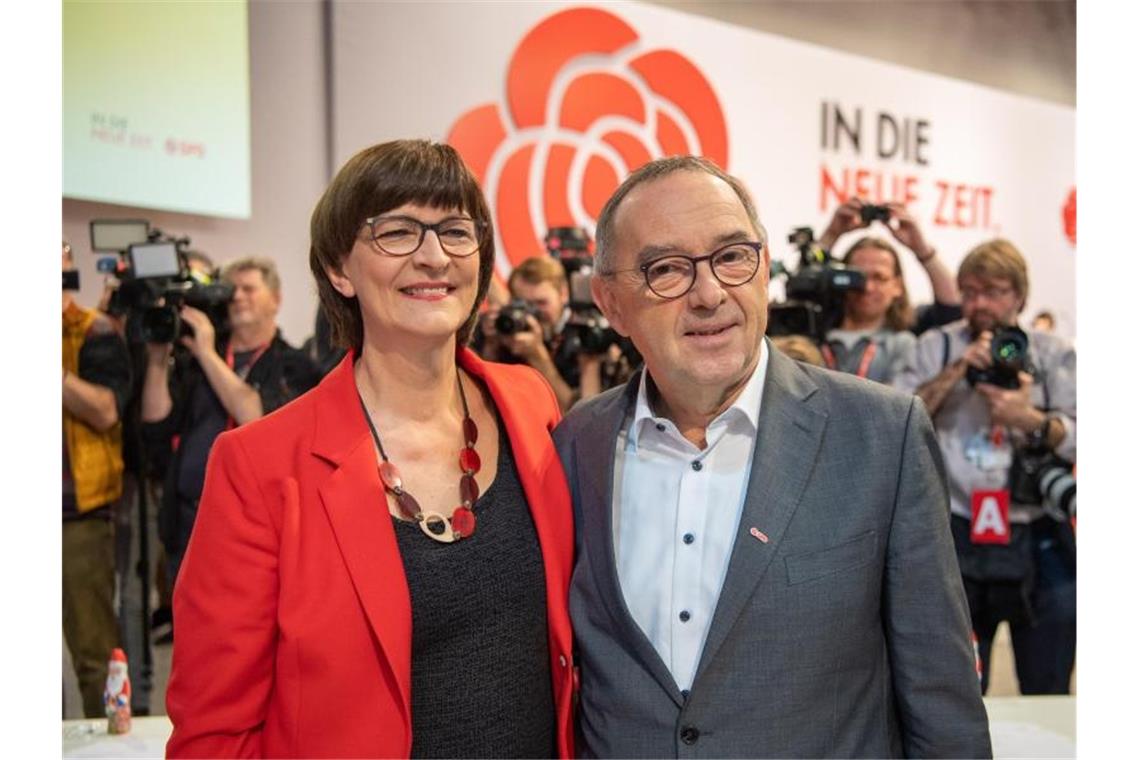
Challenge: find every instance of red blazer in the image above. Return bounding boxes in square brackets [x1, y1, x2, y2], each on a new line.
[166, 349, 576, 758]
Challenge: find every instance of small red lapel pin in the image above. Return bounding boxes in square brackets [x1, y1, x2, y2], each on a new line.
[750, 527, 769, 543]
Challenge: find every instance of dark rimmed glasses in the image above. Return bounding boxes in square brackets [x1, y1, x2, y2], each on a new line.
[631, 241, 764, 299]
[361, 214, 486, 257]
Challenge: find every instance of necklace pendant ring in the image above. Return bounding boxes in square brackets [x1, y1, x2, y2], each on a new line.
[418, 511, 458, 543]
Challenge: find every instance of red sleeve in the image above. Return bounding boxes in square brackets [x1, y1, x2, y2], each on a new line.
[166, 431, 279, 758]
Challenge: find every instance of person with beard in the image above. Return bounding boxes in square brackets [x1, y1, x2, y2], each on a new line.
[894, 239, 1076, 695]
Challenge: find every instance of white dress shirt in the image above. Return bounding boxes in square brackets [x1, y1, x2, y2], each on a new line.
[613, 342, 768, 691]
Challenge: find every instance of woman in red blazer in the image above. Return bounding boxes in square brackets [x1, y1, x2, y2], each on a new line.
[166, 140, 575, 758]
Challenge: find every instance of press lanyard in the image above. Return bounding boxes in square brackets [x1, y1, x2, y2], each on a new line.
[821, 341, 878, 379]
[224, 341, 270, 429]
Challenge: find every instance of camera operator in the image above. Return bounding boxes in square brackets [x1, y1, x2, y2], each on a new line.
[480, 256, 582, 411]
[893, 239, 1076, 695]
[141, 257, 320, 590]
[62, 240, 131, 717]
[821, 197, 962, 336]
[817, 234, 916, 383]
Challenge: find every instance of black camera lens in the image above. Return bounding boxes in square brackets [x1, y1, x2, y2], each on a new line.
[495, 300, 536, 335]
[141, 305, 179, 343]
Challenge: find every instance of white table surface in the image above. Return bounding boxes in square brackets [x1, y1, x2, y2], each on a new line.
[63, 696, 1076, 758]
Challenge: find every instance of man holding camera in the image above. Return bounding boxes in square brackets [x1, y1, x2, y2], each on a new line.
[823, 197, 963, 330]
[894, 239, 1076, 694]
[141, 257, 319, 589]
[479, 256, 581, 410]
[63, 240, 131, 717]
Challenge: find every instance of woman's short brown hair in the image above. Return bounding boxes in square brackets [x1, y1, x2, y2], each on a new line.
[309, 140, 495, 352]
[841, 236, 914, 332]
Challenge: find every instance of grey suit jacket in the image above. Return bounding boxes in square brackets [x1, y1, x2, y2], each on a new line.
[553, 345, 991, 758]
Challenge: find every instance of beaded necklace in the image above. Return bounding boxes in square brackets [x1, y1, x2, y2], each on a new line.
[357, 368, 481, 543]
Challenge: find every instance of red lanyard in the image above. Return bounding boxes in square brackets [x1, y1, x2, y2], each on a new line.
[821, 341, 878, 379]
[224, 341, 270, 429]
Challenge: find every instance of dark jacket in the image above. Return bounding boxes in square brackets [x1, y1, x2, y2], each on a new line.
[143, 331, 320, 558]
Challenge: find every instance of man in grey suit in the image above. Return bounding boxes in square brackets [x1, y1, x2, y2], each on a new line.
[553, 156, 991, 758]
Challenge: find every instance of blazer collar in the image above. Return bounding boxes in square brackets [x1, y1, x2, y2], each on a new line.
[310, 350, 369, 466]
[693, 344, 828, 682]
[312, 346, 574, 737]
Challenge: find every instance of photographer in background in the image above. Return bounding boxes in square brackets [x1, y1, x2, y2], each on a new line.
[141, 257, 319, 591]
[62, 240, 131, 717]
[821, 197, 962, 335]
[894, 239, 1076, 695]
[479, 256, 580, 411]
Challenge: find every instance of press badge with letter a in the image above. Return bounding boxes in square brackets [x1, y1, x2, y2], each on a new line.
[970, 489, 1011, 545]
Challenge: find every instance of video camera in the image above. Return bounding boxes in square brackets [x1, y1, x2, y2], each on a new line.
[966, 325, 1030, 390]
[89, 219, 233, 344]
[494, 299, 541, 336]
[1010, 445, 1076, 521]
[546, 227, 622, 355]
[767, 226, 866, 341]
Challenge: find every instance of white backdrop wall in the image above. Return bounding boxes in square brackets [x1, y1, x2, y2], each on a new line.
[333, 0, 1075, 337]
[62, 0, 328, 346]
[62, 1, 1077, 344]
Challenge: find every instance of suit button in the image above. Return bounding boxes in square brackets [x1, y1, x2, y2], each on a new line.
[680, 725, 700, 744]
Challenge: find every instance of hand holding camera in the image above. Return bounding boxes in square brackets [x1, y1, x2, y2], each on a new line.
[962, 330, 993, 371]
[975, 371, 1037, 431]
[820, 198, 872, 248]
[178, 306, 216, 360]
[501, 313, 550, 364]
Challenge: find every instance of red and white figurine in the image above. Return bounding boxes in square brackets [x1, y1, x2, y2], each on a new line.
[103, 648, 132, 734]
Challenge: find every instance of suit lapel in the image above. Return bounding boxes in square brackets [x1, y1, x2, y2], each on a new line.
[694, 347, 828, 681]
[459, 350, 574, 660]
[311, 354, 413, 730]
[579, 371, 686, 705]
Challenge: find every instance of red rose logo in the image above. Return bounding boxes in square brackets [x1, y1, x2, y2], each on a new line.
[1062, 187, 1076, 246]
[447, 6, 728, 276]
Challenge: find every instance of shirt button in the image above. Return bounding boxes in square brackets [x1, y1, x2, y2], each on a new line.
[691, 460, 703, 471]
[679, 610, 691, 622]
[680, 725, 700, 744]
[655, 422, 666, 432]
[683, 533, 694, 544]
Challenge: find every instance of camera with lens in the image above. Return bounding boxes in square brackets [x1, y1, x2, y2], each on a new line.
[767, 226, 867, 342]
[546, 226, 623, 357]
[494, 299, 541, 336]
[89, 219, 233, 344]
[966, 325, 1030, 389]
[860, 204, 892, 225]
[1009, 445, 1076, 521]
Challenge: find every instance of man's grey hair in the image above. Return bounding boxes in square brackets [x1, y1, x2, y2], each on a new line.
[221, 256, 282, 293]
[592, 155, 767, 275]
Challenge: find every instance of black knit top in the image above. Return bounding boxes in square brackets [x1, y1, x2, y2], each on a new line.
[392, 421, 555, 758]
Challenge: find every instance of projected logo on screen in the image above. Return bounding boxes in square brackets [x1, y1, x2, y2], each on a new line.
[446, 6, 728, 276]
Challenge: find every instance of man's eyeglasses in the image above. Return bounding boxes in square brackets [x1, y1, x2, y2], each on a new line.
[960, 285, 1015, 302]
[623, 241, 763, 299]
[361, 215, 486, 258]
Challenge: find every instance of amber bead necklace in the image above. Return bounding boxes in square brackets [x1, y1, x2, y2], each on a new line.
[357, 367, 481, 543]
